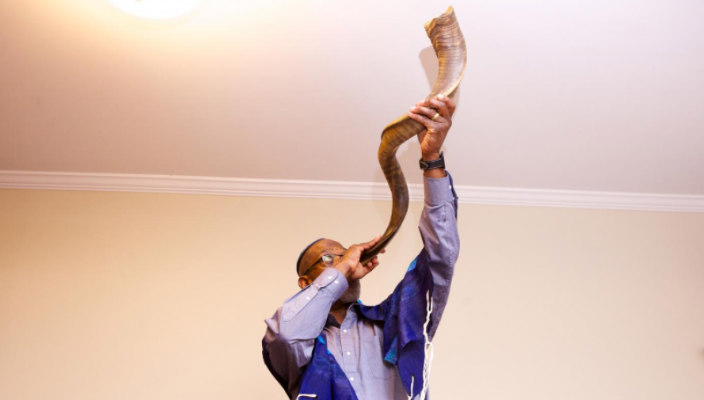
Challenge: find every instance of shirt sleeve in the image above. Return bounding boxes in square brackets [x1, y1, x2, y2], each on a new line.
[263, 267, 348, 394]
[418, 172, 460, 338]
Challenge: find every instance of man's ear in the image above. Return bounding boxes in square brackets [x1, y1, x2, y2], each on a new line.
[298, 276, 312, 289]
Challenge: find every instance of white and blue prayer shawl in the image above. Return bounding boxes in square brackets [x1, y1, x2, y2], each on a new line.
[263, 248, 438, 400]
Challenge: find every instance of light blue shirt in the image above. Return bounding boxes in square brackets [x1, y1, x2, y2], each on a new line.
[264, 174, 459, 399]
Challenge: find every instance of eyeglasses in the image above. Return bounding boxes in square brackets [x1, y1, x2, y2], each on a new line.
[300, 253, 345, 277]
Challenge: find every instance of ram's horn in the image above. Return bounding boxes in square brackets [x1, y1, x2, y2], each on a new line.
[360, 7, 467, 264]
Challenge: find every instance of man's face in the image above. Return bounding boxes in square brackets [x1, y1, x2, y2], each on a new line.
[297, 239, 361, 303]
[297, 239, 346, 280]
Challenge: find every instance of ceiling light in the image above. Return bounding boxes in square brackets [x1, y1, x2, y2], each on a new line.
[108, 0, 203, 20]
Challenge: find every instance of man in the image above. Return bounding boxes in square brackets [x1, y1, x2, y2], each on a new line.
[263, 94, 459, 400]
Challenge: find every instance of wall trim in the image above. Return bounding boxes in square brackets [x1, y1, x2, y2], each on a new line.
[1, 170, 703, 212]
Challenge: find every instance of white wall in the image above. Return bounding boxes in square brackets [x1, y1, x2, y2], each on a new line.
[1, 189, 703, 399]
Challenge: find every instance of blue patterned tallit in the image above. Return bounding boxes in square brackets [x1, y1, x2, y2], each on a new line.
[263, 249, 436, 399]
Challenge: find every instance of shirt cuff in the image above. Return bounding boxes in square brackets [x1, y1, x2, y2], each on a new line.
[312, 268, 349, 299]
[423, 172, 455, 206]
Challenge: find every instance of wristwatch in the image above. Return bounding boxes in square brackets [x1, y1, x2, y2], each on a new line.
[419, 152, 445, 170]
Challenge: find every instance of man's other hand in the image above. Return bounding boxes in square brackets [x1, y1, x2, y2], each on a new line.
[408, 94, 456, 161]
[335, 236, 385, 281]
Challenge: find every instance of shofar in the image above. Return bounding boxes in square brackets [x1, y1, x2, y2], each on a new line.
[360, 7, 467, 264]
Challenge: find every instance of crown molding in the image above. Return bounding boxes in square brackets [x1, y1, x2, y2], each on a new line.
[1, 170, 703, 212]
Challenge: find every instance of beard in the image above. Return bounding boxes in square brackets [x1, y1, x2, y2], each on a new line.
[338, 279, 361, 304]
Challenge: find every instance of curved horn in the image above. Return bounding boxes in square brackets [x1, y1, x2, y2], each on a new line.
[360, 7, 467, 264]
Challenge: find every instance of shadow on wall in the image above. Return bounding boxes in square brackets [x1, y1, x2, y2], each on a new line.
[419, 45, 463, 105]
[420, 46, 439, 90]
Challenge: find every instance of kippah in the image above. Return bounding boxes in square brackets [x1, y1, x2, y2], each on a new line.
[296, 238, 323, 275]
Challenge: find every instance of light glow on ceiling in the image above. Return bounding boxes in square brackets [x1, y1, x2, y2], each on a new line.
[108, 0, 203, 20]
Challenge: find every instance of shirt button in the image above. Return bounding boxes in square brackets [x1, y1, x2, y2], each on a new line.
[334, 280, 339, 284]
[346, 351, 351, 356]
[342, 329, 348, 333]
[305, 296, 310, 300]
[328, 276, 333, 280]
[349, 377, 355, 382]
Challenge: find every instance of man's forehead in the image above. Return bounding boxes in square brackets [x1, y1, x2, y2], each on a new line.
[310, 239, 345, 255]
[297, 238, 345, 276]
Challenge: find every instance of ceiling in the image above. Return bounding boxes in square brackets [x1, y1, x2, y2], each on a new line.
[1, 0, 703, 195]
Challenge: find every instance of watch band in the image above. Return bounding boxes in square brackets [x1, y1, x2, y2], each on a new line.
[419, 152, 445, 170]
